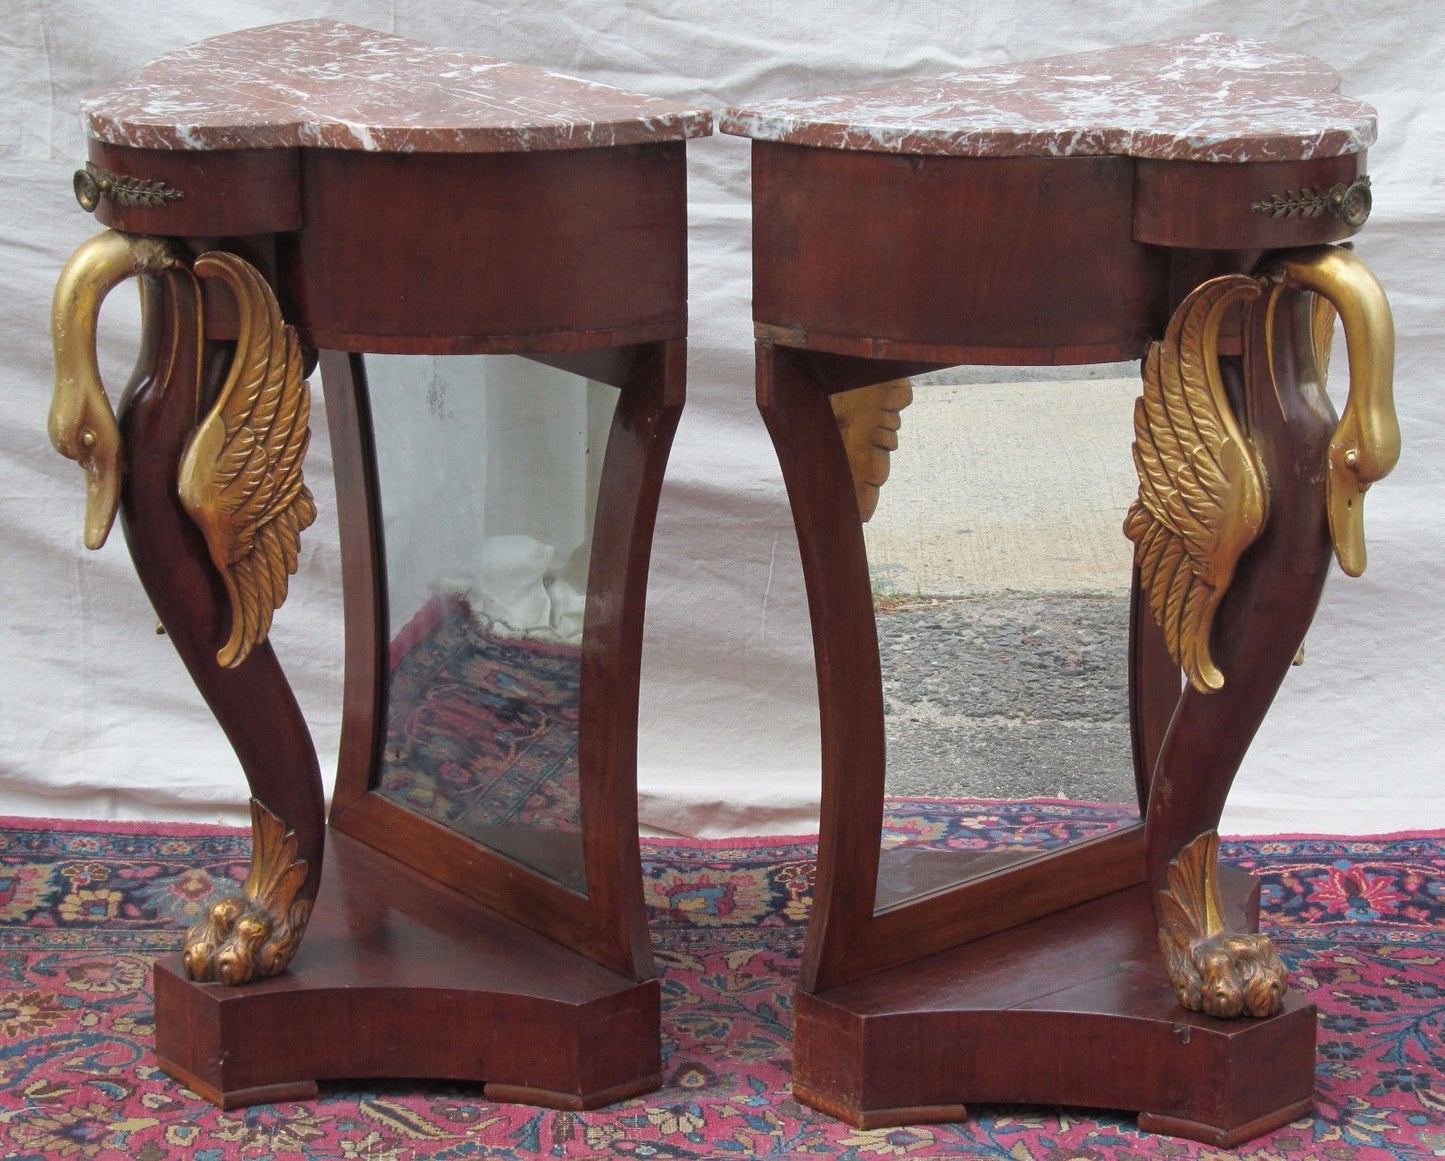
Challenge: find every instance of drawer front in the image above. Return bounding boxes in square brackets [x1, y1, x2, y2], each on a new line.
[287, 143, 688, 353]
[82, 141, 301, 236]
[1134, 154, 1370, 250]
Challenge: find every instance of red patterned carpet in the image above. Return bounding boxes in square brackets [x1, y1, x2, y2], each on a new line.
[1, 803, 1442, 1159]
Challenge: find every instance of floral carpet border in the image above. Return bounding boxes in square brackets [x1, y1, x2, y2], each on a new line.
[0, 807, 1442, 1159]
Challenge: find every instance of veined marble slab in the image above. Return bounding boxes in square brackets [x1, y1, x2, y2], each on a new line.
[83, 20, 712, 153]
[722, 35, 1374, 161]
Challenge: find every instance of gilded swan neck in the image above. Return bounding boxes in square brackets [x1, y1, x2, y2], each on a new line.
[49, 230, 185, 548]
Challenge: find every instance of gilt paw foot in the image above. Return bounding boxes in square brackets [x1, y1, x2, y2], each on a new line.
[181, 798, 313, 986]
[183, 894, 312, 985]
[1161, 929, 1287, 1018]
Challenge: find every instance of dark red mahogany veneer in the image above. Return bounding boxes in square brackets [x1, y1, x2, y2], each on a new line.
[56, 20, 710, 1109]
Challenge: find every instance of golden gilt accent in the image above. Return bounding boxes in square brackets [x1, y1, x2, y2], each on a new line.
[49, 230, 187, 549]
[73, 162, 185, 213]
[1158, 832, 1287, 1018]
[1124, 276, 1267, 694]
[1311, 293, 1337, 387]
[183, 798, 312, 985]
[1249, 176, 1372, 228]
[178, 251, 316, 668]
[1265, 246, 1399, 578]
[830, 378, 913, 521]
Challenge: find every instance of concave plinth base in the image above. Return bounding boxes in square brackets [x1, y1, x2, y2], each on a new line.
[793, 871, 1315, 1148]
[154, 828, 659, 1110]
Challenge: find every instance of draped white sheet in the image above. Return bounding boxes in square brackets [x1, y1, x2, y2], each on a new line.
[2, 0, 1441, 835]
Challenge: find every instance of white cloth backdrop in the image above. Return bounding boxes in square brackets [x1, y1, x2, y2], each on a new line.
[2, 0, 1441, 834]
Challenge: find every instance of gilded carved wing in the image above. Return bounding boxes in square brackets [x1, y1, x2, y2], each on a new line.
[178, 251, 316, 669]
[1123, 275, 1266, 693]
[830, 378, 914, 521]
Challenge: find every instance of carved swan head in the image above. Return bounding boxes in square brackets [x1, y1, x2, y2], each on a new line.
[1267, 245, 1400, 577]
[49, 230, 183, 548]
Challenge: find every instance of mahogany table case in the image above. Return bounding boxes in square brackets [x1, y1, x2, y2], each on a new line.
[47, 21, 710, 1109]
[723, 35, 1398, 1147]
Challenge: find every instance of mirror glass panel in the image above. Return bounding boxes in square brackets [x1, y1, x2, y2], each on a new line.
[365, 353, 618, 894]
[844, 370, 1145, 912]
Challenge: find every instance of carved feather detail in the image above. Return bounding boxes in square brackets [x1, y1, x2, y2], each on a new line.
[241, 796, 310, 921]
[1124, 276, 1266, 693]
[1159, 831, 1225, 948]
[178, 251, 315, 669]
[830, 378, 914, 522]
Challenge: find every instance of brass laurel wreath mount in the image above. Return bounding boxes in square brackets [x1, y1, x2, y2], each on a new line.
[73, 162, 185, 213]
[49, 230, 316, 984]
[1250, 175, 1372, 228]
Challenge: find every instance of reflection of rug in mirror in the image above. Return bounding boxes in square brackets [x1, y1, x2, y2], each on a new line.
[876, 799, 1141, 909]
[881, 797, 1136, 850]
[381, 594, 581, 833]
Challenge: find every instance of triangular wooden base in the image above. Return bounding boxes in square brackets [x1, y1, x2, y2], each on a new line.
[793, 872, 1315, 1147]
[154, 828, 660, 1109]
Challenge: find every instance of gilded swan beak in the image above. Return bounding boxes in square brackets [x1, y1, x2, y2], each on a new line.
[1269, 245, 1400, 577]
[49, 230, 183, 548]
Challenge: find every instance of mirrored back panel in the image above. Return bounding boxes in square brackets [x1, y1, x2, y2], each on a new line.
[365, 353, 620, 894]
[838, 372, 1144, 912]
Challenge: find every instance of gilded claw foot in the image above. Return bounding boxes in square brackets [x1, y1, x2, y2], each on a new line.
[183, 893, 312, 985]
[1159, 928, 1287, 1018]
[1157, 832, 1287, 1019]
[183, 799, 312, 985]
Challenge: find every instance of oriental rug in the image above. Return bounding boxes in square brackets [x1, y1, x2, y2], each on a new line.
[1, 804, 1442, 1160]
[380, 594, 582, 835]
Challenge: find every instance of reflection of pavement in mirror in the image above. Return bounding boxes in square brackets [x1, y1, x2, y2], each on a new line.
[877, 593, 1132, 801]
[378, 594, 586, 890]
[867, 372, 1140, 805]
[864, 375, 1140, 595]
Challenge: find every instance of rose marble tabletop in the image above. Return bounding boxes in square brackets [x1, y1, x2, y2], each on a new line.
[721, 35, 1374, 162]
[83, 20, 712, 153]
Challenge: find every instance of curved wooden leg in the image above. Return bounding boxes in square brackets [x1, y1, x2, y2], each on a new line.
[1137, 275, 1336, 1018]
[1128, 565, 1181, 812]
[756, 342, 889, 993]
[115, 267, 325, 984]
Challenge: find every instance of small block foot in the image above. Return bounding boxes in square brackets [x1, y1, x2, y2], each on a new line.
[484, 1073, 661, 1111]
[158, 1054, 318, 1110]
[793, 1083, 966, 1129]
[1138, 1096, 1314, 1147]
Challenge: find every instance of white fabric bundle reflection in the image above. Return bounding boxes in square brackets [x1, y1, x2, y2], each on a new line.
[366, 353, 616, 646]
